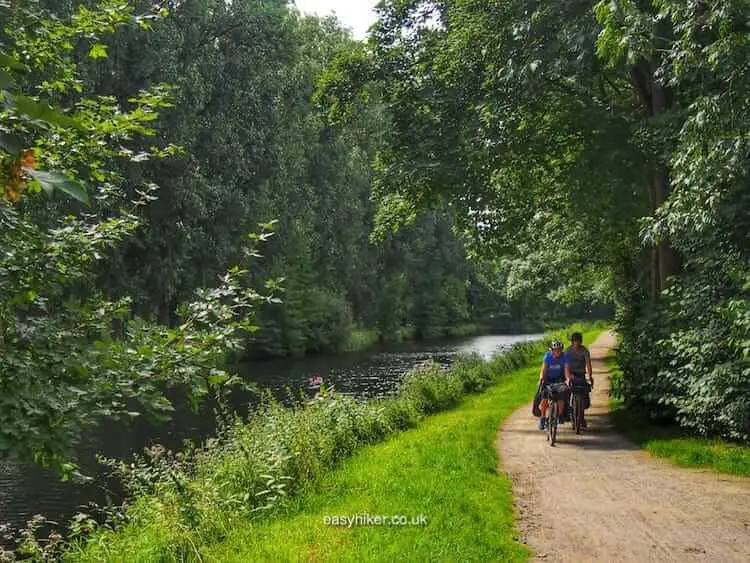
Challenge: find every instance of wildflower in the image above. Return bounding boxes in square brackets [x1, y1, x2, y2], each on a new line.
[3, 150, 35, 203]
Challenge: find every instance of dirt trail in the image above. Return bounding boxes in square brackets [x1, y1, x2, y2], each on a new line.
[497, 331, 750, 562]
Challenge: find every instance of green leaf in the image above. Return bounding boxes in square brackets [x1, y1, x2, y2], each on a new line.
[88, 43, 108, 59]
[60, 462, 79, 482]
[0, 52, 26, 71]
[0, 132, 23, 153]
[207, 373, 230, 386]
[24, 168, 90, 205]
[13, 95, 82, 129]
[0, 68, 15, 90]
[9, 290, 37, 305]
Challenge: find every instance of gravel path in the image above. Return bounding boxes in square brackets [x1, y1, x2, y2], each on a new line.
[497, 331, 750, 562]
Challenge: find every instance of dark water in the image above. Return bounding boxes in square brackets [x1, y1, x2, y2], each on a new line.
[0, 333, 540, 531]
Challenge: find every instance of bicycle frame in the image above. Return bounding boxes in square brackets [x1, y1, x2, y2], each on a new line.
[547, 398, 558, 446]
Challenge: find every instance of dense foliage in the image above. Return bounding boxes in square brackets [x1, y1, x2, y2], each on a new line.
[0, 0, 603, 472]
[319, 0, 750, 440]
[0, 2, 280, 470]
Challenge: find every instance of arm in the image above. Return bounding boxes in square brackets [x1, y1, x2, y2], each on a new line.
[586, 348, 594, 385]
[562, 350, 572, 384]
[539, 360, 546, 385]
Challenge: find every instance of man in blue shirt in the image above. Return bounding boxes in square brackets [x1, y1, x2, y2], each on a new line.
[537, 340, 571, 430]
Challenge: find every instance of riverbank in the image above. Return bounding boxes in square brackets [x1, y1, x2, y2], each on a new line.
[64, 324, 599, 561]
[607, 355, 750, 477]
[204, 328, 602, 561]
[0, 332, 542, 540]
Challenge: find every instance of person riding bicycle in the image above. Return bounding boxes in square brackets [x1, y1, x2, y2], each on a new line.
[564, 332, 594, 428]
[537, 340, 571, 430]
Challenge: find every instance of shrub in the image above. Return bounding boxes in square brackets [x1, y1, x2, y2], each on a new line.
[615, 266, 750, 440]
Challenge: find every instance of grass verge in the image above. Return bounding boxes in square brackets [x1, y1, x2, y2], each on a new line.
[443, 323, 484, 338]
[344, 329, 380, 352]
[345, 324, 483, 352]
[607, 355, 750, 478]
[202, 365, 542, 562]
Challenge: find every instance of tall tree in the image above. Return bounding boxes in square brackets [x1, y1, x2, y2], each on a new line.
[319, 0, 750, 438]
[0, 0, 274, 470]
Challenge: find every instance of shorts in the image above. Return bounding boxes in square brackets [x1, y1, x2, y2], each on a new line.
[570, 372, 589, 388]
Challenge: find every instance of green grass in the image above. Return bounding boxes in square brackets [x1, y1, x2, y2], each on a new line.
[397, 325, 416, 342]
[344, 324, 482, 352]
[202, 365, 540, 563]
[607, 356, 750, 478]
[344, 328, 380, 352]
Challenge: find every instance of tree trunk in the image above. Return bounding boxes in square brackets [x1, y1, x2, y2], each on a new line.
[653, 166, 681, 290]
[158, 300, 172, 326]
[631, 58, 682, 300]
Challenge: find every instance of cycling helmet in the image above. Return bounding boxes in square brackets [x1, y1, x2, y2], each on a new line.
[549, 340, 563, 351]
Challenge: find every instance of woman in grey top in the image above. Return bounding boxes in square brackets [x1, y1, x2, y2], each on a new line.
[565, 332, 594, 427]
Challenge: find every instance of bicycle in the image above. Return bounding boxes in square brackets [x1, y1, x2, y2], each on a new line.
[570, 376, 592, 435]
[543, 381, 574, 445]
[571, 386, 585, 434]
[543, 383, 567, 446]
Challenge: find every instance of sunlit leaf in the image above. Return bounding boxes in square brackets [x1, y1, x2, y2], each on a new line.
[130, 152, 150, 162]
[88, 43, 108, 59]
[13, 95, 82, 129]
[207, 373, 230, 386]
[24, 168, 89, 204]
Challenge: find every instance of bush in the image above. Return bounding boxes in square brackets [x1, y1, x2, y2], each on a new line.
[252, 282, 354, 357]
[398, 362, 463, 414]
[615, 265, 750, 441]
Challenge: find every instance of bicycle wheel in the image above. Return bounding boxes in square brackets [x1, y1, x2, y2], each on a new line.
[573, 393, 583, 434]
[548, 400, 557, 446]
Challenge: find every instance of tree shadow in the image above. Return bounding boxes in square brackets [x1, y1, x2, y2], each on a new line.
[608, 404, 685, 446]
[546, 412, 642, 451]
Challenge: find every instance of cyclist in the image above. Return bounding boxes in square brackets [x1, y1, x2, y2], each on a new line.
[565, 332, 593, 428]
[537, 340, 571, 430]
